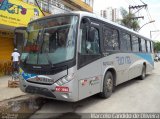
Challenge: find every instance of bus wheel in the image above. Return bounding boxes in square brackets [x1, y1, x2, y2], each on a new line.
[140, 65, 146, 80]
[100, 71, 113, 98]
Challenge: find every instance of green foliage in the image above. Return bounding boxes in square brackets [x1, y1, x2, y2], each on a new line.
[154, 41, 160, 52]
[120, 7, 140, 31]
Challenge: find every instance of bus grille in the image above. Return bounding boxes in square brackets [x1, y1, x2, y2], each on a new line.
[25, 86, 56, 98]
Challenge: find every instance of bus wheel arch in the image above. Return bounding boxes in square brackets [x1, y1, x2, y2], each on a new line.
[140, 62, 146, 80]
[143, 62, 146, 69]
[99, 68, 116, 98]
[107, 68, 116, 88]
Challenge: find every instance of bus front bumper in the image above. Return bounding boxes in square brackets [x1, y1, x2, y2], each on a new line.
[19, 78, 78, 102]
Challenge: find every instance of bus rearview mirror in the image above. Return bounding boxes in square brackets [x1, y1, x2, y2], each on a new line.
[80, 18, 91, 29]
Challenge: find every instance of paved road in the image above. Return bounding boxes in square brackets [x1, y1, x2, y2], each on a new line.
[30, 62, 160, 118]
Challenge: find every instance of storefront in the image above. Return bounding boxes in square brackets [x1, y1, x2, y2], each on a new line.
[0, 0, 93, 75]
[0, 0, 43, 75]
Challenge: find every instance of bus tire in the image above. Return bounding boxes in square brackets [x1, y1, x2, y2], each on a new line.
[99, 71, 113, 98]
[140, 65, 146, 80]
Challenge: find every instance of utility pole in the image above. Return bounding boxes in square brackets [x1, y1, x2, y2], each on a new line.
[150, 30, 160, 39]
[129, 4, 147, 20]
[129, 4, 147, 12]
[130, 16, 144, 20]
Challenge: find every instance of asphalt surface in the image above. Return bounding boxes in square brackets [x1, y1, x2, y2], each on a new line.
[30, 62, 160, 118]
[1, 62, 160, 119]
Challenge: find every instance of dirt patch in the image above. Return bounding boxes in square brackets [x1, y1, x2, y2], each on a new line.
[0, 96, 47, 119]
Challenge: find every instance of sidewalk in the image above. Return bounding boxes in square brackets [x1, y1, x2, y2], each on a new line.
[0, 76, 26, 101]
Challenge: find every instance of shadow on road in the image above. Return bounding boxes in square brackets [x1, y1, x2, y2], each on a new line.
[30, 74, 153, 119]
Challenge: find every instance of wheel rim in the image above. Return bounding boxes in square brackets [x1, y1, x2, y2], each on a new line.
[106, 78, 113, 92]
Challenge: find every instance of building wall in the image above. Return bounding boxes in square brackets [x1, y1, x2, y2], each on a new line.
[0, 30, 14, 60]
[0, 0, 43, 75]
[0, 0, 94, 75]
[100, 7, 120, 22]
[24, 0, 94, 15]
[61, 0, 93, 12]
[0, 30, 14, 76]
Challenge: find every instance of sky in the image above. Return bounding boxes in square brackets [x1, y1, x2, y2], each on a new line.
[93, 0, 160, 41]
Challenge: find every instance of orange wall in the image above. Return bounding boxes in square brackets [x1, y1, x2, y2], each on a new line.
[72, 0, 93, 12]
[0, 37, 14, 61]
[0, 35, 14, 76]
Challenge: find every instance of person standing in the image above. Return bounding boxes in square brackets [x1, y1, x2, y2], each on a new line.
[11, 48, 20, 73]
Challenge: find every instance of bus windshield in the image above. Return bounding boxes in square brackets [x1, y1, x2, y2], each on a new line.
[21, 15, 78, 65]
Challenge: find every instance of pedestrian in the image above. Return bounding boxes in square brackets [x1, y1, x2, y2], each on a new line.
[11, 48, 20, 73]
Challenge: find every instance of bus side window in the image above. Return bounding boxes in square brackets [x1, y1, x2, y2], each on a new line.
[121, 32, 131, 51]
[78, 19, 101, 68]
[103, 27, 119, 51]
[141, 38, 147, 52]
[81, 26, 100, 55]
[132, 35, 139, 52]
[150, 41, 154, 53]
[81, 25, 87, 54]
[147, 40, 151, 53]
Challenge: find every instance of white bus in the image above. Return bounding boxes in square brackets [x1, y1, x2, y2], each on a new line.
[19, 11, 154, 102]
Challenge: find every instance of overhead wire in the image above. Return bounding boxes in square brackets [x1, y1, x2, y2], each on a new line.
[146, 7, 157, 30]
[35, 0, 45, 16]
[125, 0, 133, 5]
[131, 0, 137, 5]
[127, 0, 138, 14]
[139, 0, 146, 5]
[125, 0, 133, 12]
[126, 0, 160, 40]
[133, 6, 143, 14]
[129, 0, 144, 21]
[139, 0, 157, 29]
[139, 0, 159, 40]
[126, 0, 135, 5]
[146, 7, 152, 21]
[137, 0, 152, 21]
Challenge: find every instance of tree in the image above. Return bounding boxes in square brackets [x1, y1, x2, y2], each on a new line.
[120, 7, 140, 31]
[154, 41, 160, 52]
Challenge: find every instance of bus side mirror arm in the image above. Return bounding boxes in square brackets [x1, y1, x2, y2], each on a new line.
[80, 18, 91, 29]
[80, 18, 91, 42]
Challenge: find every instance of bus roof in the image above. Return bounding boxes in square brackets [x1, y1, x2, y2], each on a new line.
[30, 11, 152, 41]
[73, 11, 152, 41]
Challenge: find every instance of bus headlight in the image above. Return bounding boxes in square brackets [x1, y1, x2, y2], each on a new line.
[55, 73, 74, 86]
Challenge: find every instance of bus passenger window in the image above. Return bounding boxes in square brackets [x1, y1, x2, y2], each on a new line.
[132, 36, 139, 52]
[147, 40, 151, 52]
[150, 41, 154, 53]
[121, 32, 131, 51]
[81, 27, 100, 55]
[103, 27, 119, 51]
[81, 26, 87, 54]
[141, 38, 146, 52]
